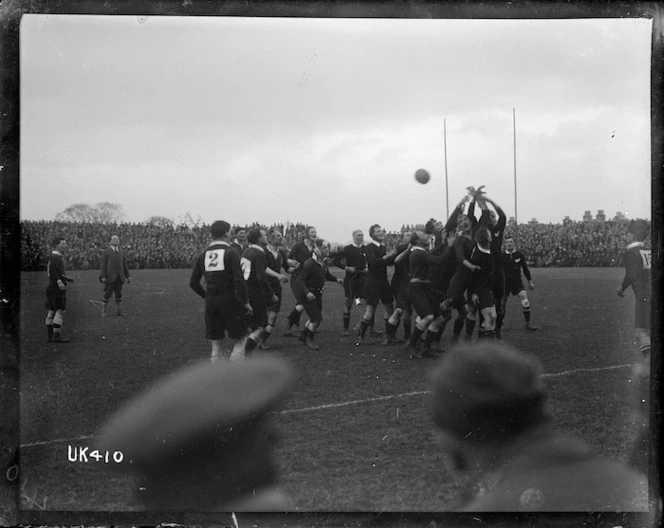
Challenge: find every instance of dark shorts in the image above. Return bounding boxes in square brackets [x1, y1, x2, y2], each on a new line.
[635, 293, 650, 330]
[366, 276, 394, 306]
[445, 270, 471, 308]
[248, 288, 269, 328]
[473, 286, 495, 311]
[267, 282, 282, 312]
[506, 278, 526, 297]
[45, 284, 66, 311]
[343, 272, 367, 300]
[302, 293, 324, 325]
[491, 269, 505, 301]
[205, 294, 246, 340]
[409, 282, 442, 319]
[394, 279, 411, 311]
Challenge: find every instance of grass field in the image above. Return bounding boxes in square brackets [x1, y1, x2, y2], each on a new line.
[18, 267, 646, 515]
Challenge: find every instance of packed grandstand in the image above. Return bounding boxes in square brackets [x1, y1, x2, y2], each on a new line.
[20, 217, 648, 272]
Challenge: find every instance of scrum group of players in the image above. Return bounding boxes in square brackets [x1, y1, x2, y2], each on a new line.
[189, 186, 538, 362]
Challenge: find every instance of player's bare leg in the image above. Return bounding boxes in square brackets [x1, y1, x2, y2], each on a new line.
[210, 338, 224, 362]
[518, 290, 538, 330]
[356, 304, 376, 345]
[52, 309, 70, 343]
[478, 306, 497, 341]
[635, 328, 650, 357]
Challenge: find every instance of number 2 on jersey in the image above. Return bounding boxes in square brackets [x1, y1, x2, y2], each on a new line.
[205, 249, 226, 271]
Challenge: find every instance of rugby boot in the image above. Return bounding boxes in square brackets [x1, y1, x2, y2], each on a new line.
[52, 334, 70, 344]
[526, 322, 539, 331]
[305, 334, 320, 350]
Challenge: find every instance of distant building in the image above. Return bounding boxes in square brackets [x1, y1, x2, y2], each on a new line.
[583, 210, 593, 222]
[563, 216, 572, 224]
[508, 217, 516, 227]
[614, 211, 628, 222]
[596, 210, 606, 222]
[528, 218, 538, 225]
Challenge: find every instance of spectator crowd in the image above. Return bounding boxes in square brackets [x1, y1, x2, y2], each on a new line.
[21, 217, 647, 271]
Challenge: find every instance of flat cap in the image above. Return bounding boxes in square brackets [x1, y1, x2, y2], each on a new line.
[95, 356, 294, 509]
[431, 343, 548, 445]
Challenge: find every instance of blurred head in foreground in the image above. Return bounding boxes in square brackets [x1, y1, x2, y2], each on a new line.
[430, 343, 648, 511]
[95, 356, 295, 511]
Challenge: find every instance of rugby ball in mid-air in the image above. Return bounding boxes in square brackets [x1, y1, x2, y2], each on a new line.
[415, 169, 430, 184]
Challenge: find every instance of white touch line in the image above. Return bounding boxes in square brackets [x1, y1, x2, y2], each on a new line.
[18, 363, 633, 448]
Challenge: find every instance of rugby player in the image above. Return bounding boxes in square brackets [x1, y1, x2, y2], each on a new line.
[284, 226, 317, 336]
[295, 239, 344, 350]
[475, 196, 507, 339]
[241, 228, 279, 358]
[404, 231, 448, 359]
[467, 226, 496, 341]
[189, 220, 252, 362]
[259, 228, 294, 349]
[502, 235, 539, 332]
[383, 231, 414, 345]
[44, 236, 75, 343]
[230, 227, 248, 254]
[330, 229, 368, 336]
[356, 224, 398, 344]
[617, 219, 651, 357]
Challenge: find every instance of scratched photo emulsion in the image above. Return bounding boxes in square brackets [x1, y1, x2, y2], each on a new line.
[17, 11, 655, 518]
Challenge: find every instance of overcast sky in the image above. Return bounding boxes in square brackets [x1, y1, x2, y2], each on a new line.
[20, 14, 652, 244]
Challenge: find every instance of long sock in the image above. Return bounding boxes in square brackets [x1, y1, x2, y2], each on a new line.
[424, 329, 440, 349]
[523, 307, 531, 323]
[496, 309, 505, 332]
[245, 337, 258, 354]
[359, 318, 370, 338]
[465, 319, 476, 339]
[453, 318, 465, 339]
[385, 321, 397, 337]
[262, 325, 274, 343]
[409, 326, 424, 346]
[402, 317, 412, 340]
[343, 311, 351, 330]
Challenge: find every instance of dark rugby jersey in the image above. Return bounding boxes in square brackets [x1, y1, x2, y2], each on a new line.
[479, 205, 507, 269]
[392, 243, 411, 287]
[331, 244, 367, 272]
[469, 245, 494, 292]
[189, 241, 248, 304]
[365, 242, 394, 281]
[410, 246, 450, 282]
[46, 251, 69, 286]
[242, 245, 275, 299]
[298, 257, 338, 296]
[621, 241, 651, 298]
[265, 246, 290, 289]
[503, 250, 532, 282]
[453, 236, 477, 273]
[288, 241, 314, 279]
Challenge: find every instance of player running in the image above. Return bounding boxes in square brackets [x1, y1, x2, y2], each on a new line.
[189, 221, 252, 362]
[383, 231, 414, 345]
[45, 236, 75, 343]
[295, 239, 344, 350]
[502, 235, 539, 332]
[617, 219, 651, 357]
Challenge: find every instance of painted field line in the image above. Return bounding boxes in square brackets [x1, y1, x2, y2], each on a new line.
[18, 363, 633, 448]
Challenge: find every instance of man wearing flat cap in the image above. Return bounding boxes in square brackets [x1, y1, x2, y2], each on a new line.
[95, 356, 294, 511]
[430, 343, 648, 511]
